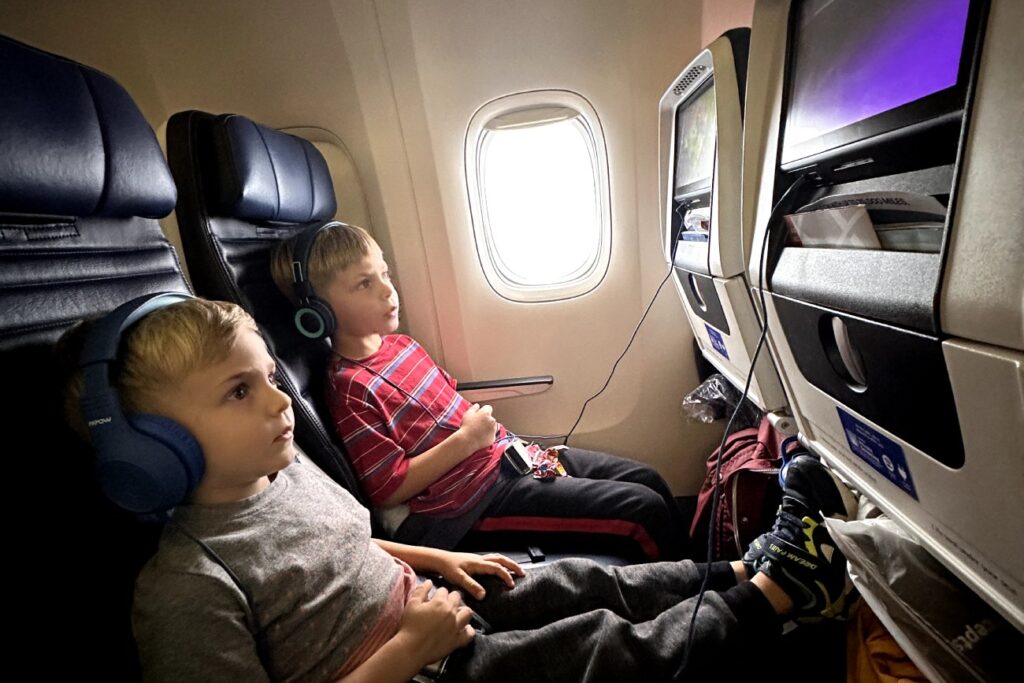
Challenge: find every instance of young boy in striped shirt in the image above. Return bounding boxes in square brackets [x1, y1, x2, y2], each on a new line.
[271, 222, 686, 559]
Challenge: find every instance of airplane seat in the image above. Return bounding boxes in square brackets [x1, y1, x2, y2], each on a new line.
[0, 35, 188, 678]
[164, 110, 372, 510]
[744, 0, 1023, 635]
[659, 28, 791, 416]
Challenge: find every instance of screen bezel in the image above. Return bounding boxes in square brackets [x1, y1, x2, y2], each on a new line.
[779, 0, 987, 171]
[673, 75, 718, 200]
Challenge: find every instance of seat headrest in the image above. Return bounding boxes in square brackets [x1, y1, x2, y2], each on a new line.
[212, 115, 337, 223]
[0, 36, 177, 219]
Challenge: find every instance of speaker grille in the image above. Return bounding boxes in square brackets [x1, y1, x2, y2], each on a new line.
[672, 65, 708, 96]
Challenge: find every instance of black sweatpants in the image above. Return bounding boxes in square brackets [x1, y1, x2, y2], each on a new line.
[395, 448, 686, 560]
[471, 448, 687, 560]
[444, 558, 781, 682]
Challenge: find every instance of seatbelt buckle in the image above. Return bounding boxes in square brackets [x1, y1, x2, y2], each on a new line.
[503, 439, 534, 475]
[412, 656, 450, 682]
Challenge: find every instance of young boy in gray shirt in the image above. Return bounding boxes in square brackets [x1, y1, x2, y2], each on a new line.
[62, 294, 857, 682]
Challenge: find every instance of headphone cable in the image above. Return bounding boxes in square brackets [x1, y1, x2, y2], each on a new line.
[678, 172, 811, 672]
[561, 264, 675, 446]
[558, 204, 690, 446]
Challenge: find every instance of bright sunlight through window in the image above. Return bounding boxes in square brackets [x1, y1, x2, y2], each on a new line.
[467, 93, 610, 301]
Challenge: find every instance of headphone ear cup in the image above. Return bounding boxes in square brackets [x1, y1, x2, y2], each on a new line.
[312, 297, 337, 336]
[294, 297, 336, 339]
[94, 414, 204, 514]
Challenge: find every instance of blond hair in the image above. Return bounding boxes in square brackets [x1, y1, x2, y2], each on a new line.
[270, 223, 378, 306]
[59, 298, 257, 442]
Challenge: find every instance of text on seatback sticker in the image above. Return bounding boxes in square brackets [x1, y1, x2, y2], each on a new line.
[705, 323, 729, 360]
[837, 407, 918, 500]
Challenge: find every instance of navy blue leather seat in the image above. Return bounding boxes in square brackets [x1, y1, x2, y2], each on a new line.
[0, 35, 189, 679]
[166, 110, 369, 507]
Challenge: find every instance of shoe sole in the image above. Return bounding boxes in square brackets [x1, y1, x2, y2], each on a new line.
[817, 461, 860, 522]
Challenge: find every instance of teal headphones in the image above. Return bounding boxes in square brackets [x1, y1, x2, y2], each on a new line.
[291, 221, 345, 339]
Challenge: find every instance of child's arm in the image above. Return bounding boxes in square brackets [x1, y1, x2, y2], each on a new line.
[333, 581, 473, 683]
[374, 540, 524, 600]
[378, 403, 497, 507]
[336, 387, 498, 507]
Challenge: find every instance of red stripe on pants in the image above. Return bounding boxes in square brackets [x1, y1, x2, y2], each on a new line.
[471, 515, 661, 560]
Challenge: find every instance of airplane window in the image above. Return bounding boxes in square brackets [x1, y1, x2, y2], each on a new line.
[466, 92, 611, 302]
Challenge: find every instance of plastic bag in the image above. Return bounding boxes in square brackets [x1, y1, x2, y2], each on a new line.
[680, 373, 764, 430]
[824, 516, 1020, 683]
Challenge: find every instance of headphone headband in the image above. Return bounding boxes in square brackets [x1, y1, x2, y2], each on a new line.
[290, 220, 346, 294]
[80, 292, 195, 368]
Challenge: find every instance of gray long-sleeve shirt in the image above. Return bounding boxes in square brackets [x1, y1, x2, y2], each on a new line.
[132, 455, 403, 682]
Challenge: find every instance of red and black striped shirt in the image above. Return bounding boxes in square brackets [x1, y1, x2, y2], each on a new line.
[327, 335, 508, 518]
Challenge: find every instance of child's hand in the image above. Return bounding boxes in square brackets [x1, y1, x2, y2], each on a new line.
[399, 580, 475, 664]
[458, 403, 497, 454]
[434, 551, 526, 600]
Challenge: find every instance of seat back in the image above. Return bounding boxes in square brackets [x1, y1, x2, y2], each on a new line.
[165, 110, 368, 506]
[0, 35, 188, 678]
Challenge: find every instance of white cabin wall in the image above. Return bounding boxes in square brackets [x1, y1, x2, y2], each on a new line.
[340, 0, 725, 492]
[0, 2, 166, 125]
[701, 0, 756, 45]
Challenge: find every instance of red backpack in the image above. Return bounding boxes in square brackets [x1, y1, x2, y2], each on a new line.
[689, 417, 787, 560]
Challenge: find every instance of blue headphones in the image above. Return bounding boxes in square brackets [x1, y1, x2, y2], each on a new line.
[291, 220, 345, 339]
[79, 292, 205, 514]
[80, 292, 273, 665]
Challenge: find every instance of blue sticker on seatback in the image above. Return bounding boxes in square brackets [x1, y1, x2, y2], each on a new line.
[837, 408, 918, 500]
[704, 323, 729, 359]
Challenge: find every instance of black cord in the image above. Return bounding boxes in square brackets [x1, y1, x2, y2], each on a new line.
[536, 200, 688, 446]
[562, 264, 676, 446]
[514, 433, 565, 442]
[678, 173, 811, 673]
[448, 259, 679, 446]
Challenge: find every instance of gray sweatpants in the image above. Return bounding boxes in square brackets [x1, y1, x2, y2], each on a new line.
[445, 558, 781, 682]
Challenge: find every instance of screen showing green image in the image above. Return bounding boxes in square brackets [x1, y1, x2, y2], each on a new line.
[674, 80, 717, 197]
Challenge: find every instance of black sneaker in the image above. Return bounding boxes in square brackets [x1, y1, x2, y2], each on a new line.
[743, 454, 858, 620]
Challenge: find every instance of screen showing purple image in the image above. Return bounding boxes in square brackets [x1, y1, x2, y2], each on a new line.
[783, 0, 970, 163]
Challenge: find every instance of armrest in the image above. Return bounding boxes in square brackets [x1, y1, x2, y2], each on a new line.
[458, 375, 553, 402]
